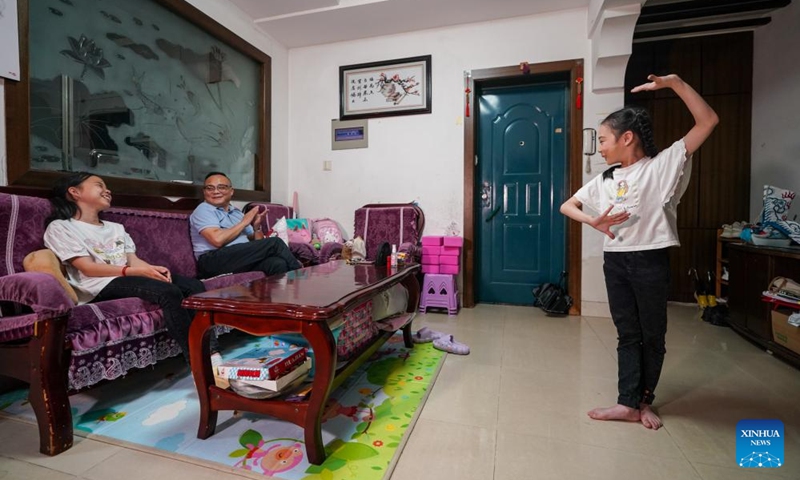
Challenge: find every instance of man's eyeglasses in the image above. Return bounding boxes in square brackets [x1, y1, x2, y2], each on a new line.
[204, 184, 232, 193]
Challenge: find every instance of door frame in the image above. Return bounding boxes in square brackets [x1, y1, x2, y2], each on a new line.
[462, 59, 583, 314]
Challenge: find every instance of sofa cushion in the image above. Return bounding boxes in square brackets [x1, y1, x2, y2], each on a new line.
[23, 249, 79, 304]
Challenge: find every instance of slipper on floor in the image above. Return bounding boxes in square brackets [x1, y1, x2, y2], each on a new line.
[433, 335, 470, 355]
[412, 327, 447, 344]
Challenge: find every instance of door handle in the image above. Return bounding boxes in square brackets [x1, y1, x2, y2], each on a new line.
[481, 181, 492, 208]
[485, 206, 502, 222]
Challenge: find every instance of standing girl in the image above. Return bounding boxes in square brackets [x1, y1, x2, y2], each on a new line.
[560, 74, 718, 429]
[44, 172, 212, 363]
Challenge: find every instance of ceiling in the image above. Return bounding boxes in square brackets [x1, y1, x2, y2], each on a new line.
[229, 0, 794, 48]
[229, 0, 590, 48]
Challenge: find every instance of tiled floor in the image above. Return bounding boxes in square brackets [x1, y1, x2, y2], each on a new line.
[2, 303, 799, 479]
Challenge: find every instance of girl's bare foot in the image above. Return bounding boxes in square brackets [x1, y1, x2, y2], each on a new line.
[639, 403, 662, 430]
[587, 404, 640, 422]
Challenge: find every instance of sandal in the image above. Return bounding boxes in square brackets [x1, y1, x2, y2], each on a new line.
[412, 327, 447, 344]
[433, 335, 470, 355]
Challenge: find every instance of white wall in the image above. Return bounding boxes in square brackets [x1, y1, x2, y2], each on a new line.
[0, 0, 291, 204]
[288, 8, 623, 310]
[751, 0, 800, 220]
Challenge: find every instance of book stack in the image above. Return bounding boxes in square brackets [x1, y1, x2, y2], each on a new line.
[217, 343, 311, 398]
[420, 236, 463, 274]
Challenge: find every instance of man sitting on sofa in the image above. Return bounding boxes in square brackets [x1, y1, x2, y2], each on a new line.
[190, 172, 302, 278]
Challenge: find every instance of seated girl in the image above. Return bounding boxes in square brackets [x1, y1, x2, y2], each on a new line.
[43, 172, 218, 364]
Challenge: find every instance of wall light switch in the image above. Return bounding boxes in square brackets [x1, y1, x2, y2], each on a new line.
[323, 160, 332, 171]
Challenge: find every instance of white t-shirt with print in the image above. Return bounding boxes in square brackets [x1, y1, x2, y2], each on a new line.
[44, 219, 136, 304]
[574, 139, 693, 252]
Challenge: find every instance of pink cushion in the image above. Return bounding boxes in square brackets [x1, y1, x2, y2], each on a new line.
[421, 236, 443, 246]
[440, 255, 460, 265]
[422, 264, 440, 274]
[422, 255, 439, 265]
[440, 246, 461, 256]
[422, 246, 441, 255]
[440, 264, 460, 274]
[443, 237, 463, 247]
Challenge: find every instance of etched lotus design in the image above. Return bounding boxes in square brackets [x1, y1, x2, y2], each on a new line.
[60, 35, 112, 80]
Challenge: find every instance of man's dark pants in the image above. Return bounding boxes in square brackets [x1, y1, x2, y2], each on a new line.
[196, 238, 302, 279]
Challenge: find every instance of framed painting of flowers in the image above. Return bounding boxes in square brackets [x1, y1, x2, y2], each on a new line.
[339, 55, 432, 120]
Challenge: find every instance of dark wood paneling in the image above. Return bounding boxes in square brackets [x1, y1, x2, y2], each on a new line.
[653, 38, 703, 99]
[698, 94, 752, 228]
[702, 32, 754, 95]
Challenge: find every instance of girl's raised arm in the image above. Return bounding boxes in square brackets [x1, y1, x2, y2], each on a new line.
[631, 74, 718, 156]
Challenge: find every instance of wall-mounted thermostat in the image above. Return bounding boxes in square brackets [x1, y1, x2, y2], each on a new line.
[331, 119, 368, 150]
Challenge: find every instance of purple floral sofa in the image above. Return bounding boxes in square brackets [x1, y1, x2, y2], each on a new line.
[0, 191, 265, 393]
[353, 203, 424, 261]
[245, 202, 343, 265]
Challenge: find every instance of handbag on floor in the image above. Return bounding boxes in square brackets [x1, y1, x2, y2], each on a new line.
[532, 271, 573, 315]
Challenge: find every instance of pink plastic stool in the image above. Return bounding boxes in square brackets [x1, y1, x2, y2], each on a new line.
[419, 274, 459, 315]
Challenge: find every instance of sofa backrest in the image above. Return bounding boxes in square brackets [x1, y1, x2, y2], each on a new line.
[0, 192, 52, 276]
[353, 203, 425, 260]
[0, 192, 197, 278]
[244, 202, 294, 232]
[101, 208, 197, 277]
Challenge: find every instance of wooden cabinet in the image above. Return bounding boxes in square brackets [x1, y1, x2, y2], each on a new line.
[715, 228, 739, 301]
[728, 244, 800, 368]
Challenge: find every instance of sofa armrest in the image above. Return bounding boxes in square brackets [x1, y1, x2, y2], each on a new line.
[0, 272, 75, 317]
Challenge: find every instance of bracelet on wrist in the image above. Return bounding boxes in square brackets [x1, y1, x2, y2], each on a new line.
[122, 266, 129, 277]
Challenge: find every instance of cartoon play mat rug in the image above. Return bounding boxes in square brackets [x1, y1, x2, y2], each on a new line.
[0, 332, 446, 480]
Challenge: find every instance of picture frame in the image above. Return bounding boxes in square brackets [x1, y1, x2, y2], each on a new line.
[339, 55, 432, 120]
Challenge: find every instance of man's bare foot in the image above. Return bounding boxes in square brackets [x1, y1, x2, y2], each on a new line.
[587, 404, 640, 422]
[639, 404, 662, 430]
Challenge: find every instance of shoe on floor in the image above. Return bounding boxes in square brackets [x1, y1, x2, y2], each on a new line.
[433, 335, 470, 355]
[412, 327, 447, 344]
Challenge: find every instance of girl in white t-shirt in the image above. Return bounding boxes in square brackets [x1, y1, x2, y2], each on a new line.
[560, 74, 718, 430]
[43, 172, 213, 363]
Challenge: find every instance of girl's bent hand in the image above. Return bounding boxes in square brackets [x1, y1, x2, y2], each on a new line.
[631, 74, 680, 93]
[589, 205, 631, 239]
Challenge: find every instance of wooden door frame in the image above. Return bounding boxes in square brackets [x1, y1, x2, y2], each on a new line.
[462, 59, 583, 314]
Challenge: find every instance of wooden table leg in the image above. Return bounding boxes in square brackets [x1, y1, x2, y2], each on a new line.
[401, 272, 421, 348]
[301, 321, 337, 464]
[188, 311, 218, 439]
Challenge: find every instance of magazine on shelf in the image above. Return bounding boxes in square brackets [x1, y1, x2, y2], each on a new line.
[229, 358, 312, 392]
[217, 346, 307, 381]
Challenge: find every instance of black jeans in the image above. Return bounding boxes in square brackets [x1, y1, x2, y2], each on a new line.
[603, 248, 670, 409]
[196, 238, 302, 279]
[92, 274, 212, 362]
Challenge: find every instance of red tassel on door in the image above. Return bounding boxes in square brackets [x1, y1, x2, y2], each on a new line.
[575, 77, 584, 109]
[465, 87, 471, 117]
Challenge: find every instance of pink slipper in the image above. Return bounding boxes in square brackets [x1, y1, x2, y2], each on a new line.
[412, 327, 447, 344]
[433, 335, 470, 355]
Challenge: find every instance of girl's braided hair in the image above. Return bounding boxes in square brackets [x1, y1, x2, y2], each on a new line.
[602, 105, 659, 158]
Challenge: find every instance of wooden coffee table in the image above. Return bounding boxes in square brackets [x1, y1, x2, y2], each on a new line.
[182, 260, 420, 464]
